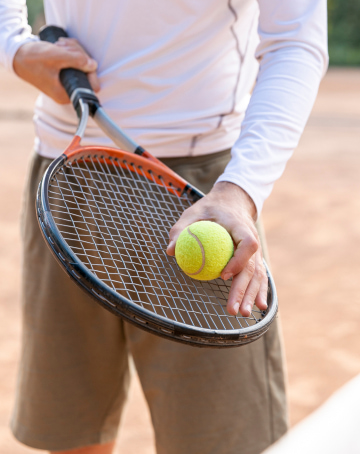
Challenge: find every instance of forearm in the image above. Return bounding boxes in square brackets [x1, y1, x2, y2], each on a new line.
[217, 0, 328, 216]
[0, 0, 38, 71]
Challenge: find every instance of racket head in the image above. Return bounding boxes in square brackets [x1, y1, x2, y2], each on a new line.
[37, 144, 278, 348]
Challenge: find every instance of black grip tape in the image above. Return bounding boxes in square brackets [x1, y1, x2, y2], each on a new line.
[38, 25, 68, 43]
[38, 25, 100, 115]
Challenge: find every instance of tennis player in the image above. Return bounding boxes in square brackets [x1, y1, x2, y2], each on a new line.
[0, 1, 327, 453]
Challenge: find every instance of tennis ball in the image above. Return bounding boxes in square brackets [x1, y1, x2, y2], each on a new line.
[175, 221, 234, 281]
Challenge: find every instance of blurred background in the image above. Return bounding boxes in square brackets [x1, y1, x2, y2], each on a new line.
[328, 0, 360, 65]
[1, 1, 360, 453]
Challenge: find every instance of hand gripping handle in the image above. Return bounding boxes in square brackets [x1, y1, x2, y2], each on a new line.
[39, 25, 100, 115]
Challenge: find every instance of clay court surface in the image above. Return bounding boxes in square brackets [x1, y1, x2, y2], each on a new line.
[1, 68, 360, 453]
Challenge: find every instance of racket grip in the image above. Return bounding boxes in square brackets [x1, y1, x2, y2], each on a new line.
[38, 24, 68, 43]
[39, 25, 100, 115]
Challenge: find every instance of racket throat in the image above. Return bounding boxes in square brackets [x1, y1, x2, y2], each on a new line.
[75, 100, 90, 139]
[72, 88, 100, 118]
[74, 100, 139, 154]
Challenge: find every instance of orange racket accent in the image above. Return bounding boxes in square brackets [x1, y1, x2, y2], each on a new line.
[64, 138, 189, 198]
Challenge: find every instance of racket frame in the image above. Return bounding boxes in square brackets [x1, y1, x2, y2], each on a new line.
[36, 25, 279, 347]
[36, 132, 278, 348]
[37, 189, 278, 347]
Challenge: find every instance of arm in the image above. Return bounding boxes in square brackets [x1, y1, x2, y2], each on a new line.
[216, 0, 328, 215]
[0, 0, 99, 102]
[0, 0, 37, 71]
[168, 0, 328, 317]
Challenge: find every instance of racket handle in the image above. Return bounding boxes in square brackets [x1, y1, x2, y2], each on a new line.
[39, 25, 100, 115]
[38, 24, 68, 43]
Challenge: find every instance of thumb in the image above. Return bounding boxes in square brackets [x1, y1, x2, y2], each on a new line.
[167, 214, 200, 256]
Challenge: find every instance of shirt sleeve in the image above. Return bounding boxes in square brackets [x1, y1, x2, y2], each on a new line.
[0, 0, 38, 72]
[216, 0, 328, 216]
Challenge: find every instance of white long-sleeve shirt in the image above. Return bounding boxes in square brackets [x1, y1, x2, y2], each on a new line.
[0, 0, 328, 214]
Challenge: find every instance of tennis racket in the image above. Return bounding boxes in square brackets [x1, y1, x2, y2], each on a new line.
[36, 25, 278, 348]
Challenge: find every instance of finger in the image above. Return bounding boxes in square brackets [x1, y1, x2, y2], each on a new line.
[221, 232, 258, 280]
[166, 209, 203, 256]
[53, 40, 98, 72]
[64, 52, 98, 72]
[167, 218, 199, 255]
[56, 37, 76, 47]
[254, 263, 268, 312]
[87, 70, 101, 92]
[226, 256, 256, 316]
[57, 37, 79, 46]
[55, 40, 100, 91]
[239, 253, 268, 317]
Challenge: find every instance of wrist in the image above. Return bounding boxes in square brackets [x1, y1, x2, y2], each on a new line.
[212, 181, 257, 220]
[13, 41, 36, 77]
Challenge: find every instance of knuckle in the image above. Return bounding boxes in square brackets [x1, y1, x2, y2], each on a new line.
[55, 38, 65, 45]
[57, 37, 74, 48]
[235, 288, 246, 302]
[76, 52, 89, 65]
[246, 259, 256, 276]
[66, 38, 78, 45]
[248, 236, 259, 254]
[243, 296, 255, 308]
[254, 266, 266, 281]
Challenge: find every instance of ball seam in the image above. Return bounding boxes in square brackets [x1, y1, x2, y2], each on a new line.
[185, 227, 205, 276]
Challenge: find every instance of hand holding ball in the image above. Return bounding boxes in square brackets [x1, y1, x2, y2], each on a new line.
[175, 221, 234, 281]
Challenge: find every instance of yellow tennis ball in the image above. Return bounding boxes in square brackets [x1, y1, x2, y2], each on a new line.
[175, 221, 234, 281]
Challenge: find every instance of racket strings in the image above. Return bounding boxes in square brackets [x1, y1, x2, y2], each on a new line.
[80, 158, 188, 325]
[82, 158, 221, 330]
[97, 158, 204, 327]
[48, 155, 266, 330]
[116, 161, 227, 330]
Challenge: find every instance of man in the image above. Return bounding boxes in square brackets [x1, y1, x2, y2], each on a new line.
[0, 1, 328, 453]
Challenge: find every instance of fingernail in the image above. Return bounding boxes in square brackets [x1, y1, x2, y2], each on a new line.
[262, 298, 268, 308]
[86, 59, 97, 71]
[246, 304, 252, 315]
[233, 303, 240, 315]
[223, 273, 233, 281]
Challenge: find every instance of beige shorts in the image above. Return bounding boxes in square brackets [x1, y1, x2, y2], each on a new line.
[11, 150, 288, 454]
